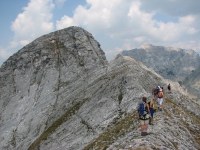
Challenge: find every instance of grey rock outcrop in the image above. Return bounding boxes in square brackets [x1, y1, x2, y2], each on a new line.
[0, 26, 107, 149]
[0, 27, 200, 150]
[121, 43, 200, 83]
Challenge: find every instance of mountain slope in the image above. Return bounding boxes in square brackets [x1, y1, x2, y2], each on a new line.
[183, 65, 200, 100]
[107, 96, 200, 150]
[0, 27, 199, 150]
[0, 26, 107, 149]
[121, 43, 200, 83]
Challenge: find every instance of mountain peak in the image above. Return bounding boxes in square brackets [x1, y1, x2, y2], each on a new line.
[138, 42, 153, 49]
[1, 26, 108, 71]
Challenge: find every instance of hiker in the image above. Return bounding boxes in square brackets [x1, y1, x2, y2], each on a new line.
[167, 84, 171, 93]
[152, 86, 158, 97]
[149, 98, 157, 125]
[156, 86, 160, 95]
[138, 97, 150, 136]
[157, 88, 164, 110]
[161, 87, 164, 94]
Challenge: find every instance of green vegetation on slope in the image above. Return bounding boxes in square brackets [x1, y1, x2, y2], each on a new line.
[82, 110, 139, 150]
[28, 98, 89, 150]
[165, 97, 200, 147]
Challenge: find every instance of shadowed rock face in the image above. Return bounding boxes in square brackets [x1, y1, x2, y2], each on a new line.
[0, 27, 200, 150]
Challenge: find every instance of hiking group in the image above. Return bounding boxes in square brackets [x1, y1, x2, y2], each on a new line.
[137, 85, 166, 136]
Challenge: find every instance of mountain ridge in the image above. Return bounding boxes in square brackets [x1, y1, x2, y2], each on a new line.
[0, 27, 200, 150]
[121, 43, 200, 100]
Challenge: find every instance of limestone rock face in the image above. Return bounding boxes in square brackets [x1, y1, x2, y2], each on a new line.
[0, 26, 107, 149]
[0, 27, 200, 150]
[121, 43, 200, 83]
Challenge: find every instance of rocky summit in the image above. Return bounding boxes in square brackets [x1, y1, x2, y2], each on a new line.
[0, 27, 200, 150]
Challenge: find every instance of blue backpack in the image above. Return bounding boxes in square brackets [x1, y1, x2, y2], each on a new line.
[156, 87, 160, 94]
[138, 102, 147, 115]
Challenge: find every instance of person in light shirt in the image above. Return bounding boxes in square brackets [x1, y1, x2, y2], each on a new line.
[157, 88, 164, 110]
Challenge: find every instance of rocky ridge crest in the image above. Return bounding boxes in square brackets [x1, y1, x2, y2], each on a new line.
[0, 27, 200, 150]
[121, 43, 200, 101]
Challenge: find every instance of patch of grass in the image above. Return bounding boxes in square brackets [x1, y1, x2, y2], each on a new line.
[170, 140, 178, 149]
[10, 130, 16, 148]
[165, 97, 200, 147]
[180, 111, 200, 147]
[82, 110, 139, 150]
[28, 98, 89, 150]
[164, 120, 172, 126]
[55, 39, 66, 50]
[118, 93, 123, 104]
[163, 108, 173, 119]
[134, 147, 150, 150]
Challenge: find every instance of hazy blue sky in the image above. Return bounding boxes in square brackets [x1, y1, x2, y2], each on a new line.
[0, 0, 200, 66]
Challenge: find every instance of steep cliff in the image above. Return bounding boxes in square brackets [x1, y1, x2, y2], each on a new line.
[0, 27, 200, 150]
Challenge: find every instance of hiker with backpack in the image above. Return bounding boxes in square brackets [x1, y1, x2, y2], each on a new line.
[157, 88, 164, 110]
[161, 87, 164, 94]
[138, 97, 150, 136]
[149, 98, 157, 125]
[157, 86, 161, 94]
[152, 86, 158, 97]
[167, 84, 171, 93]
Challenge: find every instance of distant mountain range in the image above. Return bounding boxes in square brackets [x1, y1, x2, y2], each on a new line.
[121, 43, 200, 100]
[183, 65, 200, 99]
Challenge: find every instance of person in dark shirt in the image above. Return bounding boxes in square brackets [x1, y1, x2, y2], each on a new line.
[167, 84, 171, 93]
[138, 97, 150, 136]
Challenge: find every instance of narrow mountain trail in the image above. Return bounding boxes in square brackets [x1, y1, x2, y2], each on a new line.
[105, 94, 200, 150]
[85, 93, 200, 150]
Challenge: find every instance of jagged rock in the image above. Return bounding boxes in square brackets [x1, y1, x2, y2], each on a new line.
[0, 27, 200, 150]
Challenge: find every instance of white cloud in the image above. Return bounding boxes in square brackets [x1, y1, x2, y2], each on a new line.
[134, 36, 146, 42]
[56, 15, 77, 29]
[140, 0, 200, 17]
[54, 0, 200, 58]
[0, 47, 11, 59]
[1, 0, 200, 66]
[20, 40, 30, 46]
[0, 0, 56, 65]
[56, 0, 126, 32]
[55, 0, 66, 7]
[172, 41, 200, 54]
[179, 15, 195, 25]
[11, 0, 55, 48]
[105, 47, 123, 60]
